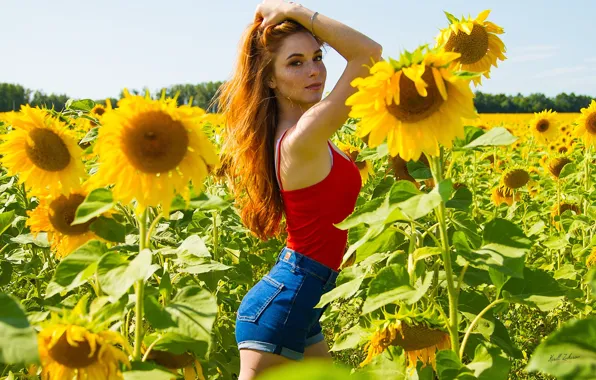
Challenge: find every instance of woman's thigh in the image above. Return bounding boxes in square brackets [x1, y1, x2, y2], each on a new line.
[238, 348, 294, 380]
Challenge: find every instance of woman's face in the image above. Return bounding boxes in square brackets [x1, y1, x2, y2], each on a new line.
[268, 32, 326, 106]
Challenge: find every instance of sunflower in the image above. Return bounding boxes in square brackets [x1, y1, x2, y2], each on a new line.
[574, 100, 596, 148]
[336, 140, 374, 184]
[37, 298, 131, 380]
[491, 185, 521, 206]
[27, 186, 103, 258]
[501, 168, 529, 189]
[145, 349, 205, 380]
[586, 247, 596, 268]
[360, 320, 450, 371]
[546, 156, 572, 179]
[346, 46, 477, 162]
[551, 202, 581, 230]
[0, 105, 86, 197]
[91, 91, 220, 215]
[435, 10, 506, 86]
[530, 110, 560, 144]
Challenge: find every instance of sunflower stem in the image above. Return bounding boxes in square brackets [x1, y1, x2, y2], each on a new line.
[213, 211, 219, 261]
[584, 145, 592, 214]
[459, 298, 507, 359]
[133, 208, 148, 361]
[429, 152, 460, 354]
[145, 211, 163, 248]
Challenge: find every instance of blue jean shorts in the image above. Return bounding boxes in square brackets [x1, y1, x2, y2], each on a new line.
[235, 246, 339, 361]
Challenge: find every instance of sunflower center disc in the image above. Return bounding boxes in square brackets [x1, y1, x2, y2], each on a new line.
[49, 194, 95, 235]
[48, 331, 98, 368]
[25, 128, 71, 172]
[586, 113, 596, 134]
[122, 111, 189, 173]
[445, 24, 489, 64]
[393, 324, 447, 351]
[387, 69, 444, 123]
[536, 120, 550, 132]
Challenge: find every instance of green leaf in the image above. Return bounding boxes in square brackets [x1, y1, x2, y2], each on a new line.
[90, 216, 126, 243]
[454, 126, 485, 147]
[97, 249, 158, 302]
[0, 210, 15, 237]
[527, 317, 596, 380]
[0, 293, 39, 364]
[46, 240, 107, 298]
[455, 219, 532, 279]
[358, 143, 388, 161]
[359, 346, 407, 379]
[559, 163, 577, 179]
[80, 126, 98, 144]
[177, 235, 211, 259]
[72, 188, 115, 225]
[467, 343, 510, 380]
[444, 11, 459, 24]
[362, 266, 433, 314]
[330, 324, 369, 352]
[188, 192, 231, 211]
[68, 99, 95, 111]
[502, 268, 566, 311]
[459, 291, 495, 338]
[436, 350, 476, 379]
[398, 192, 442, 221]
[315, 276, 365, 308]
[181, 261, 232, 274]
[0, 261, 13, 286]
[406, 160, 432, 180]
[446, 187, 473, 211]
[462, 127, 517, 149]
[11, 232, 49, 247]
[144, 286, 217, 353]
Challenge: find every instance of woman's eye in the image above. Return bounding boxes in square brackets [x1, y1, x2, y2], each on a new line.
[315, 56, 323, 61]
[290, 61, 302, 66]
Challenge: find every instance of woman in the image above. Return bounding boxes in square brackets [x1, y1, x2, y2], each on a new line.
[217, 1, 382, 378]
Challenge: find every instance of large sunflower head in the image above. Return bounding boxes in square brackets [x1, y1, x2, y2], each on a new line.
[27, 185, 104, 258]
[37, 298, 131, 380]
[336, 140, 374, 184]
[360, 319, 450, 371]
[91, 90, 220, 216]
[145, 348, 205, 380]
[500, 168, 530, 189]
[491, 185, 521, 206]
[531, 110, 560, 144]
[346, 46, 478, 161]
[546, 156, 572, 179]
[574, 100, 596, 148]
[435, 10, 506, 86]
[0, 105, 86, 197]
[551, 202, 581, 230]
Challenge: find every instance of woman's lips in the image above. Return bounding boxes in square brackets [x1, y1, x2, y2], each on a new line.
[306, 83, 322, 91]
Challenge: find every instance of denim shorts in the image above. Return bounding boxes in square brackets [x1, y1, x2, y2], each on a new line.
[235, 246, 339, 361]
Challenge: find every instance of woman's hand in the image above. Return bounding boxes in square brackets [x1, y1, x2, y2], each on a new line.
[254, 0, 297, 28]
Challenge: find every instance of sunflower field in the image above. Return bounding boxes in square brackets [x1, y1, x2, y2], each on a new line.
[1, 9, 596, 380]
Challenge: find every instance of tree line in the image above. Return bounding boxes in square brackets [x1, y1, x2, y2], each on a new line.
[0, 82, 593, 114]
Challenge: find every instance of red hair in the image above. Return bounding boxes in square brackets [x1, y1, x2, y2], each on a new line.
[217, 19, 324, 241]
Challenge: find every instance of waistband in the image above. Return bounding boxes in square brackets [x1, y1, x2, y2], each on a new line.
[276, 247, 339, 288]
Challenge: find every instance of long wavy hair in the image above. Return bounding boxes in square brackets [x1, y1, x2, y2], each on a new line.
[217, 19, 324, 241]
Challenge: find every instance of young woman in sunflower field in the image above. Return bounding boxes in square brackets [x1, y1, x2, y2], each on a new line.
[217, 0, 382, 378]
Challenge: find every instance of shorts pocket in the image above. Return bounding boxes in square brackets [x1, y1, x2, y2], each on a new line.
[237, 275, 284, 323]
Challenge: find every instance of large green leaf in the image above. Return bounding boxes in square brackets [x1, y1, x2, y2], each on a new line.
[97, 249, 158, 302]
[0, 293, 39, 364]
[330, 324, 369, 352]
[188, 192, 231, 211]
[459, 290, 495, 338]
[436, 350, 476, 380]
[72, 188, 115, 225]
[315, 276, 365, 308]
[462, 127, 517, 149]
[0, 261, 13, 286]
[0, 210, 15, 237]
[359, 346, 407, 379]
[502, 268, 566, 311]
[467, 343, 510, 380]
[527, 317, 596, 380]
[362, 265, 433, 314]
[144, 286, 217, 354]
[455, 218, 532, 279]
[46, 240, 106, 298]
[90, 216, 126, 243]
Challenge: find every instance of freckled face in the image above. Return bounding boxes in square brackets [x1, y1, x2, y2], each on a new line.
[269, 32, 326, 106]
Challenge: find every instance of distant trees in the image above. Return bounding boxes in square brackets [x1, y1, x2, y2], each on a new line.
[1, 82, 593, 113]
[474, 91, 594, 113]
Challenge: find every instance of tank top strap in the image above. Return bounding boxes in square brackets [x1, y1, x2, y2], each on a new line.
[275, 130, 335, 192]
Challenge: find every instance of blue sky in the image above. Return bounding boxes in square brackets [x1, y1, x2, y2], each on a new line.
[1, 0, 594, 100]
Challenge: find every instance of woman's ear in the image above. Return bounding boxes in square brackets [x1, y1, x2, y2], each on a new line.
[268, 77, 277, 89]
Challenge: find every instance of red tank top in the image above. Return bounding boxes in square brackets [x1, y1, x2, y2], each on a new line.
[275, 128, 362, 271]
